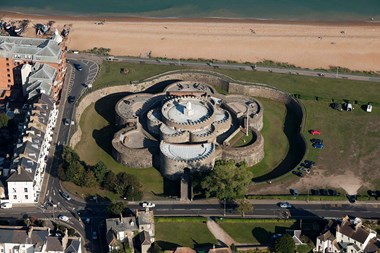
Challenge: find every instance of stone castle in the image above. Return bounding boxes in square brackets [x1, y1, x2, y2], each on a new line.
[112, 79, 265, 180]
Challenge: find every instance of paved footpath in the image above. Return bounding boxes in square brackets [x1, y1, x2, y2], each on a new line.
[206, 217, 237, 247]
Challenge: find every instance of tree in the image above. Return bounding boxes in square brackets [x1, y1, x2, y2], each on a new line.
[92, 161, 108, 183]
[104, 171, 117, 192]
[107, 202, 126, 216]
[123, 185, 143, 201]
[150, 242, 163, 253]
[65, 161, 86, 186]
[237, 198, 253, 217]
[0, 113, 9, 128]
[62, 146, 79, 166]
[83, 170, 98, 188]
[201, 160, 253, 200]
[57, 166, 66, 181]
[274, 234, 296, 253]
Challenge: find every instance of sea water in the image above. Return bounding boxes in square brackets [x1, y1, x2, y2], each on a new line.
[1, 0, 380, 21]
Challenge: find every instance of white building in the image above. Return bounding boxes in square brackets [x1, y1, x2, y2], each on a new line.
[315, 216, 380, 253]
[5, 94, 58, 203]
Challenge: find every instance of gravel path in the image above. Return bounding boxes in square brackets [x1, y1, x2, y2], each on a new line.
[206, 217, 237, 246]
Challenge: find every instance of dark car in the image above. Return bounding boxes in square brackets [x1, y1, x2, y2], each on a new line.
[312, 142, 324, 149]
[292, 171, 304, 177]
[330, 102, 340, 110]
[348, 195, 357, 203]
[304, 160, 315, 168]
[319, 189, 329, 196]
[368, 190, 377, 197]
[310, 189, 318, 195]
[311, 138, 323, 144]
[290, 189, 299, 196]
[68, 96, 75, 103]
[73, 63, 82, 71]
[376, 190, 380, 197]
[328, 189, 338, 196]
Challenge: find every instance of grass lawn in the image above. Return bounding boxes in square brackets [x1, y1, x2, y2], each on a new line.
[230, 130, 253, 147]
[74, 94, 163, 200]
[93, 62, 186, 89]
[219, 221, 297, 244]
[155, 222, 216, 250]
[248, 98, 288, 178]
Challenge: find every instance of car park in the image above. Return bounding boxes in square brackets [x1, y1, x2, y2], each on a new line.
[279, 202, 292, 208]
[310, 130, 321, 135]
[58, 215, 69, 221]
[140, 202, 155, 208]
[61, 192, 71, 201]
[312, 142, 324, 149]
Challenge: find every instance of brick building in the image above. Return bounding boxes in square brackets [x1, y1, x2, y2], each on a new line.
[0, 29, 66, 101]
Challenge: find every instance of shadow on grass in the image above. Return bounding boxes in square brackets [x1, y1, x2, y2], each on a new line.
[94, 92, 132, 124]
[156, 241, 181, 251]
[252, 227, 272, 245]
[253, 101, 306, 182]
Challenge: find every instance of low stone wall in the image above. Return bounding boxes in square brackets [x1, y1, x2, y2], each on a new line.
[221, 128, 265, 166]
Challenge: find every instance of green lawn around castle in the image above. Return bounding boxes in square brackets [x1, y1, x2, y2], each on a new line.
[155, 221, 216, 250]
[73, 61, 380, 197]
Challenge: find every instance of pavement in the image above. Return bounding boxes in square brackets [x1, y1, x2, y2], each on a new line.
[207, 217, 237, 246]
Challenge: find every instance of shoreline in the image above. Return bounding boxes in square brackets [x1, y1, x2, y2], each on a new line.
[1, 10, 380, 27]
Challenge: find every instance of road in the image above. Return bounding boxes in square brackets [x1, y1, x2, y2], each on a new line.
[105, 55, 380, 83]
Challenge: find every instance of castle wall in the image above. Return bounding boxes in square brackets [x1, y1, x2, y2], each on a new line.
[160, 150, 216, 180]
[220, 128, 264, 166]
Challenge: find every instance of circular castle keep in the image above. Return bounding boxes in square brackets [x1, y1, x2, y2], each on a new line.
[112, 81, 264, 180]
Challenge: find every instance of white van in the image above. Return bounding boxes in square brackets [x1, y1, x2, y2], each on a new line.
[0, 202, 12, 209]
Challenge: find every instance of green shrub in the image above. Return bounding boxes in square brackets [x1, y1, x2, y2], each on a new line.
[155, 216, 207, 223]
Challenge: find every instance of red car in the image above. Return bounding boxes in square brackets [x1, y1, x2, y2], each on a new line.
[310, 130, 321, 135]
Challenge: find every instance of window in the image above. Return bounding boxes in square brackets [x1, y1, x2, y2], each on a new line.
[24, 188, 28, 193]
[13, 195, 17, 199]
[8, 79, 11, 83]
[7, 68, 10, 72]
[25, 195, 28, 199]
[7, 74, 10, 77]
[6, 63, 9, 66]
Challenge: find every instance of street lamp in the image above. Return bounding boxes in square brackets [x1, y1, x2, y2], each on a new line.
[223, 199, 226, 217]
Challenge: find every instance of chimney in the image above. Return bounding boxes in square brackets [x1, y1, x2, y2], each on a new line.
[17, 166, 22, 175]
[27, 226, 33, 238]
[136, 209, 139, 217]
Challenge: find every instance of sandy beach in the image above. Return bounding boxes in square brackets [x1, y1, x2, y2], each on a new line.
[2, 12, 380, 71]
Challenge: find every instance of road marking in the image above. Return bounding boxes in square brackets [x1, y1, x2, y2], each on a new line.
[53, 190, 56, 196]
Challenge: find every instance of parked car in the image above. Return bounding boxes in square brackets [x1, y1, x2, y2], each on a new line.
[368, 190, 377, 197]
[310, 189, 318, 195]
[292, 171, 304, 177]
[290, 189, 299, 196]
[320, 189, 329, 196]
[330, 102, 340, 110]
[312, 142, 324, 149]
[328, 189, 338, 196]
[279, 202, 292, 208]
[310, 130, 321, 135]
[92, 231, 98, 240]
[347, 195, 357, 203]
[311, 138, 323, 144]
[140, 202, 155, 208]
[303, 160, 315, 169]
[63, 118, 75, 126]
[58, 215, 69, 221]
[61, 192, 71, 201]
[68, 96, 75, 103]
[73, 63, 82, 71]
[0, 202, 12, 209]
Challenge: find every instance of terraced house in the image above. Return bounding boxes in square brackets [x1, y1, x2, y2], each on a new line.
[5, 93, 58, 203]
[0, 29, 66, 101]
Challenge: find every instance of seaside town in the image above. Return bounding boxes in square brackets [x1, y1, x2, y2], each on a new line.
[0, 3, 380, 253]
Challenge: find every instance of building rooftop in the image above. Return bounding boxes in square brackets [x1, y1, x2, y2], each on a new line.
[106, 216, 138, 233]
[7, 166, 34, 182]
[0, 36, 62, 63]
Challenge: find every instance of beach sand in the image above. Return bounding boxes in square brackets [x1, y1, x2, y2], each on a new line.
[2, 13, 380, 71]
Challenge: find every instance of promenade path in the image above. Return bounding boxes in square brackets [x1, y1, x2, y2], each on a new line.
[206, 217, 237, 246]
